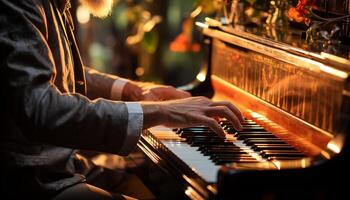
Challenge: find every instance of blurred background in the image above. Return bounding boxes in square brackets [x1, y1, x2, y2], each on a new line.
[72, 0, 216, 87]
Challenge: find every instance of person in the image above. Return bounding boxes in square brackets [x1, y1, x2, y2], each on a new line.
[0, 0, 244, 199]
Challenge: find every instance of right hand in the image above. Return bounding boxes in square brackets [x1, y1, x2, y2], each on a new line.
[141, 96, 244, 137]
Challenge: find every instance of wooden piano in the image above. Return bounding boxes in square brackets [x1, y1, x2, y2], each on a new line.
[135, 7, 350, 199]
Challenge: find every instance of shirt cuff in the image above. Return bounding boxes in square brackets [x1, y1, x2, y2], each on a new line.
[110, 78, 129, 100]
[119, 102, 143, 155]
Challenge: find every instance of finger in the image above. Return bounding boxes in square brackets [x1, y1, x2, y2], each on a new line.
[196, 115, 225, 138]
[211, 101, 244, 123]
[142, 92, 160, 101]
[179, 90, 191, 98]
[205, 106, 243, 131]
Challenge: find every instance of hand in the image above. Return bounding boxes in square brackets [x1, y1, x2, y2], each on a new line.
[122, 81, 191, 101]
[141, 96, 244, 137]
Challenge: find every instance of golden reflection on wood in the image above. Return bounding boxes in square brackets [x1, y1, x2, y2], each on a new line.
[212, 76, 333, 156]
[211, 38, 344, 135]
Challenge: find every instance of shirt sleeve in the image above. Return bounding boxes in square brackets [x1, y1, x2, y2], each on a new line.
[119, 102, 143, 155]
[110, 78, 129, 100]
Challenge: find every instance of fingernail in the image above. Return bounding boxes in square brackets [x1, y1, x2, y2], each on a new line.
[237, 125, 243, 131]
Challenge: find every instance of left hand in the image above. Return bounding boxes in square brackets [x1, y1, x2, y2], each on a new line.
[122, 81, 191, 101]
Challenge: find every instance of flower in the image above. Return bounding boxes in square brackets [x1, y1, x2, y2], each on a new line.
[169, 17, 200, 53]
[288, 0, 317, 25]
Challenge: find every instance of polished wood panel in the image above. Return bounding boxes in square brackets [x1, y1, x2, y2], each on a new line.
[212, 75, 333, 157]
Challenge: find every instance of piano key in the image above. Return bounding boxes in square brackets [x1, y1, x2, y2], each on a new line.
[260, 152, 305, 158]
[179, 130, 215, 135]
[186, 137, 227, 143]
[268, 156, 306, 160]
[253, 145, 296, 151]
[215, 159, 260, 165]
[178, 127, 211, 132]
[237, 134, 278, 140]
[207, 149, 250, 155]
[245, 140, 287, 145]
[260, 149, 302, 154]
[190, 141, 235, 146]
[235, 132, 275, 137]
[162, 141, 220, 183]
[224, 126, 266, 131]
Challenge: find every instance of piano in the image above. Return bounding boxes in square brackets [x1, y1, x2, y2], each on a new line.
[135, 4, 350, 199]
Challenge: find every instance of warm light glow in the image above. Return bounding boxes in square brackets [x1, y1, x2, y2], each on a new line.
[327, 142, 341, 154]
[273, 160, 281, 170]
[196, 72, 206, 82]
[77, 5, 90, 24]
[319, 65, 348, 79]
[143, 16, 162, 32]
[135, 67, 145, 76]
[250, 111, 264, 119]
[190, 6, 203, 18]
[298, 56, 348, 79]
[195, 21, 209, 29]
[320, 150, 331, 160]
[184, 187, 191, 196]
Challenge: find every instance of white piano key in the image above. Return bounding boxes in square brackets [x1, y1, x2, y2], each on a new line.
[163, 141, 220, 183]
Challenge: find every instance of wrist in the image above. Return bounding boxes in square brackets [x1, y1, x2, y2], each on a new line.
[122, 81, 143, 101]
[141, 102, 166, 129]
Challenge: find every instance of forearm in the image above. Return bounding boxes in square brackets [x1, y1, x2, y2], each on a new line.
[85, 67, 119, 100]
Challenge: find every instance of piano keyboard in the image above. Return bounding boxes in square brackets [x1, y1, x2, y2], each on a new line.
[144, 119, 306, 183]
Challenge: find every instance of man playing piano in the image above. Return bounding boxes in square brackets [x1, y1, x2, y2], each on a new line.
[0, 0, 244, 199]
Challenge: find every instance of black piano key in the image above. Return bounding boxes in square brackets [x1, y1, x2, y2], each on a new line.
[210, 153, 251, 158]
[186, 137, 226, 142]
[200, 148, 243, 155]
[245, 140, 287, 145]
[235, 132, 275, 137]
[198, 145, 240, 151]
[237, 134, 277, 140]
[236, 131, 272, 135]
[260, 149, 302, 154]
[180, 131, 217, 138]
[260, 150, 305, 158]
[225, 126, 266, 131]
[252, 144, 293, 148]
[211, 154, 253, 161]
[268, 156, 306, 160]
[190, 141, 235, 147]
[253, 145, 296, 151]
[221, 119, 257, 124]
[206, 149, 248, 155]
[178, 127, 211, 133]
[200, 147, 241, 153]
[180, 130, 215, 134]
[215, 159, 260, 165]
[244, 138, 284, 142]
[185, 136, 222, 141]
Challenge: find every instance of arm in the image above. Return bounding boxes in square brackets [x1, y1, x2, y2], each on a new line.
[84, 67, 124, 100]
[84, 67, 191, 101]
[0, 0, 136, 155]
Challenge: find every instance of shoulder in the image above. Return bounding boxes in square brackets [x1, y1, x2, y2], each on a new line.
[0, 0, 49, 15]
[0, 0, 50, 35]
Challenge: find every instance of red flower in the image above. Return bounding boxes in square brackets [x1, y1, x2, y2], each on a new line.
[288, 0, 317, 25]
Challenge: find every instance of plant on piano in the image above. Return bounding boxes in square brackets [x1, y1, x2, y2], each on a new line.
[288, 0, 350, 44]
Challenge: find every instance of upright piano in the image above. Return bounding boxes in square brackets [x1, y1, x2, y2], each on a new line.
[136, 12, 350, 199]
